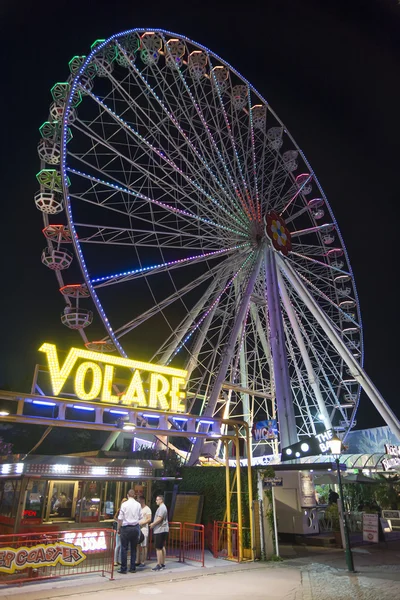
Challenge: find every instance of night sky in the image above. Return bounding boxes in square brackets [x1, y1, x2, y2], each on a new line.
[1, 0, 399, 443]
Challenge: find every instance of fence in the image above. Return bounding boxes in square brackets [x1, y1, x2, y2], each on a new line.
[213, 521, 239, 562]
[182, 523, 204, 566]
[0, 529, 115, 586]
[147, 521, 183, 561]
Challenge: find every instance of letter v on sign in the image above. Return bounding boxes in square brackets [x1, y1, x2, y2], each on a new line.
[38, 343, 79, 396]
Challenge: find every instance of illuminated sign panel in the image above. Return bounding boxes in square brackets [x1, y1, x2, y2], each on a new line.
[39, 343, 187, 412]
[0, 542, 85, 574]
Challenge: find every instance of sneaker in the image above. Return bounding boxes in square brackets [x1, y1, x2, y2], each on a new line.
[129, 568, 136, 573]
[160, 564, 166, 569]
[152, 564, 162, 571]
[117, 569, 127, 574]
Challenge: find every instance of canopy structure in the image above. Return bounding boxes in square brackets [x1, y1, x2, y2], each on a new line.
[300, 453, 397, 473]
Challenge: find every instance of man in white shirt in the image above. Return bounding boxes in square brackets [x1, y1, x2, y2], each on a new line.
[150, 495, 169, 571]
[117, 489, 143, 574]
[136, 495, 152, 567]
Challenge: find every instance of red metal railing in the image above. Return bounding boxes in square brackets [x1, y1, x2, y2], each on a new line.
[0, 529, 115, 586]
[213, 521, 239, 562]
[182, 523, 204, 566]
[147, 521, 183, 561]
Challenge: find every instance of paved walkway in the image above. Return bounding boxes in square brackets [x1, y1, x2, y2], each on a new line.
[2, 542, 400, 600]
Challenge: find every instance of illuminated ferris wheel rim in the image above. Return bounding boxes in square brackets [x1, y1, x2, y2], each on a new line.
[62, 26, 364, 342]
[36, 26, 373, 447]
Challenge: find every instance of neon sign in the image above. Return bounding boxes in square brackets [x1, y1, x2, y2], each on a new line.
[63, 531, 107, 553]
[39, 343, 187, 412]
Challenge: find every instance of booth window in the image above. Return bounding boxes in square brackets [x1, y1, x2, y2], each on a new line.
[0, 480, 21, 518]
[79, 481, 102, 523]
[46, 480, 77, 521]
[23, 480, 46, 520]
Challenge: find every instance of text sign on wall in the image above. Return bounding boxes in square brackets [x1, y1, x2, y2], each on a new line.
[363, 513, 379, 543]
[0, 542, 86, 574]
[315, 429, 333, 453]
[39, 343, 187, 412]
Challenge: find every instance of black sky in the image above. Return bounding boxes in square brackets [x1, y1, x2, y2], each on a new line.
[0, 0, 399, 436]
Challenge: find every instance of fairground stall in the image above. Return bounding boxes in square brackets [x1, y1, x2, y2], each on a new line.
[0, 454, 165, 535]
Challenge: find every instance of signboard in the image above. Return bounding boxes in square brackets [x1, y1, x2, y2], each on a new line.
[263, 477, 283, 489]
[314, 429, 334, 453]
[299, 471, 316, 508]
[252, 420, 278, 441]
[63, 531, 107, 553]
[382, 444, 400, 471]
[382, 510, 400, 520]
[39, 342, 187, 412]
[0, 542, 86, 574]
[363, 513, 379, 543]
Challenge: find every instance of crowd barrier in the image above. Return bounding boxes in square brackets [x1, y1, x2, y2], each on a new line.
[213, 520, 240, 562]
[0, 529, 115, 586]
[0, 521, 207, 586]
[182, 523, 204, 566]
[148, 521, 183, 561]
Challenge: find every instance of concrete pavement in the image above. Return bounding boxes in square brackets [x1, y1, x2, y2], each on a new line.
[2, 542, 400, 600]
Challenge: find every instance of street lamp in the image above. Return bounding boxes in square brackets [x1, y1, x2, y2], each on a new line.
[328, 434, 355, 572]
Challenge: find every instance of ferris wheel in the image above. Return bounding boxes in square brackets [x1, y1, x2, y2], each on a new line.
[35, 29, 400, 461]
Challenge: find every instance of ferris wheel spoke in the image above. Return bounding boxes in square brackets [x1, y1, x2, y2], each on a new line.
[160, 50, 255, 221]
[90, 244, 250, 288]
[166, 251, 256, 366]
[115, 44, 242, 216]
[74, 222, 227, 251]
[111, 259, 229, 339]
[152, 269, 230, 366]
[67, 167, 246, 239]
[283, 322, 318, 436]
[192, 61, 258, 221]
[281, 255, 361, 329]
[109, 47, 249, 226]
[72, 96, 247, 232]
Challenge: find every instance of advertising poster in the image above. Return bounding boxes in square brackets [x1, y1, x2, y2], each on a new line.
[299, 471, 316, 507]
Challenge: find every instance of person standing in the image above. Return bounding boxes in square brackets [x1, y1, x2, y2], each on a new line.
[136, 495, 152, 567]
[113, 497, 127, 566]
[117, 489, 143, 574]
[150, 495, 169, 571]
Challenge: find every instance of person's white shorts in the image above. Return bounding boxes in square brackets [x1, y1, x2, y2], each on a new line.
[140, 533, 148, 548]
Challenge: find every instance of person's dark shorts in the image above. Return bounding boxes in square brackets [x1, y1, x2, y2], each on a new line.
[154, 532, 168, 550]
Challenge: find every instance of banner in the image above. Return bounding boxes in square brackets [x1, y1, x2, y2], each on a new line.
[252, 420, 278, 441]
[0, 541, 86, 574]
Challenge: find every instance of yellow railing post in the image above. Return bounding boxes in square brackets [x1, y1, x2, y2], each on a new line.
[224, 439, 233, 558]
[244, 423, 254, 561]
[234, 430, 243, 561]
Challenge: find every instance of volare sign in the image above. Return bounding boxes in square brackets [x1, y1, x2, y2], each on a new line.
[0, 542, 86, 574]
[39, 343, 188, 412]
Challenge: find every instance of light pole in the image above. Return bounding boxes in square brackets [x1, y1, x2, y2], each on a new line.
[328, 435, 355, 572]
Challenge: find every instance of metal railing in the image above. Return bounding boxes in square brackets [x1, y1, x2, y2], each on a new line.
[148, 521, 183, 561]
[182, 523, 204, 567]
[213, 521, 239, 562]
[0, 529, 115, 586]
